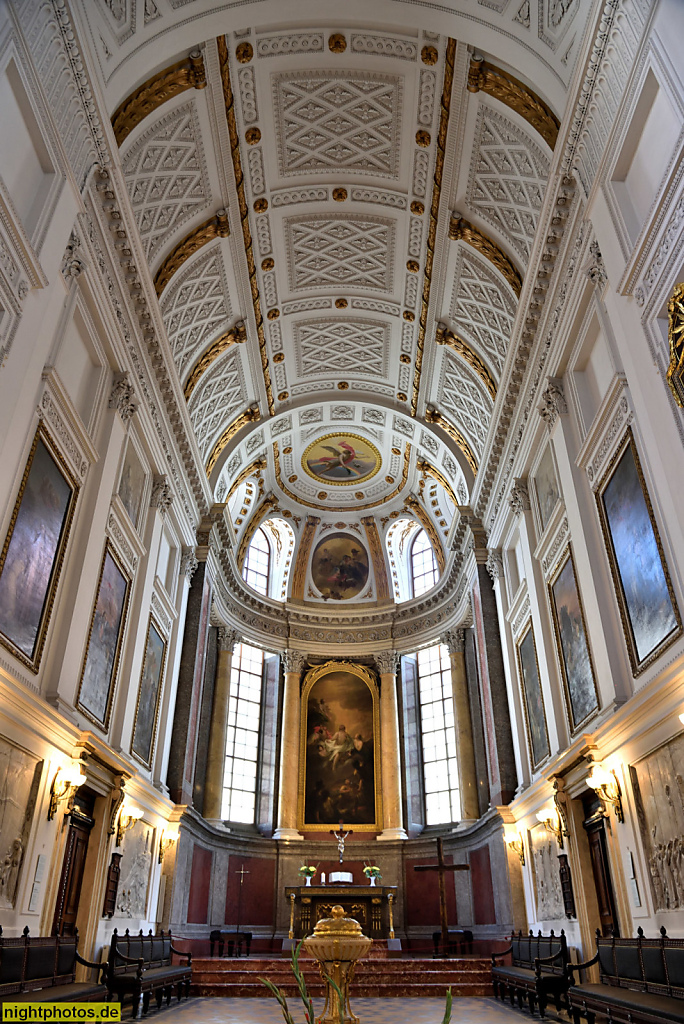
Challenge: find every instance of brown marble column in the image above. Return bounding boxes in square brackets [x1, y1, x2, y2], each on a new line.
[376, 651, 408, 841]
[442, 629, 479, 820]
[203, 627, 241, 820]
[274, 650, 305, 840]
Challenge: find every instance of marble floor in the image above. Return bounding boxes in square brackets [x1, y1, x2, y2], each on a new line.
[158, 996, 532, 1022]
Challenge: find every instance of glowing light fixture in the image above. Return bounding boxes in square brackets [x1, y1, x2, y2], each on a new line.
[504, 832, 525, 866]
[116, 804, 144, 846]
[536, 807, 564, 847]
[48, 761, 87, 820]
[158, 831, 178, 864]
[586, 762, 624, 823]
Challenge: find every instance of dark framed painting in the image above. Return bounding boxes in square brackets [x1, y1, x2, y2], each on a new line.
[299, 661, 380, 832]
[131, 615, 167, 768]
[596, 429, 681, 675]
[77, 543, 130, 729]
[548, 547, 599, 730]
[118, 439, 147, 530]
[311, 532, 369, 600]
[516, 622, 550, 770]
[0, 426, 78, 672]
[302, 433, 381, 486]
[533, 444, 561, 534]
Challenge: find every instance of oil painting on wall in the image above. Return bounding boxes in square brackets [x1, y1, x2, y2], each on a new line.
[118, 440, 146, 530]
[630, 734, 684, 911]
[302, 433, 381, 485]
[0, 429, 77, 670]
[311, 533, 369, 601]
[301, 664, 378, 829]
[549, 548, 598, 730]
[131, 617, 166, 767]
[516, 623, 550, 769]
[0, 737, 42, 909]
[597, 430, 680, 673]
[77, 544, 130, 729]
[533, 445, 560, 534]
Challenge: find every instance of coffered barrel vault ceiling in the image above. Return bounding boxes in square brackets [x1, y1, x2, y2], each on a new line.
[73, 0, 591, 606]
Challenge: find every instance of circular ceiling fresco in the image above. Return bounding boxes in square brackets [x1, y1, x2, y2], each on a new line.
[302, 432, 381, 486]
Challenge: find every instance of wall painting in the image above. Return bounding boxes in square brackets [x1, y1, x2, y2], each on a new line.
[548, 546, 599, 730]
[533, 444, 560, 534]
[516, 622, 550, 770]
[131, 616, 167, 768]
[302, 433, 381, 485]
[118, 439, 147, 530]
[311, 533, 369, 601]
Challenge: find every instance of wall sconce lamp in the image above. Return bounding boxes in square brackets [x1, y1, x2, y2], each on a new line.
[116, 804, 144, 846]
[158, 831, 178, 864]
[536, 808, 564, 848]
[504, 832, 525, 866]
[48, 761, 87, 820]
[586, 762, 624, 823]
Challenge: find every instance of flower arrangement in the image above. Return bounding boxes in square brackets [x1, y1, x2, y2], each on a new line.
[363, 863, 382, 880]
[298, 864, 318, 878]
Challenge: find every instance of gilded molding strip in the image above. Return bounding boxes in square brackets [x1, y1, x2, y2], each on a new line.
[667, 282, 684, 407]
[237, 492, 278, 569]
[183, 321, 247, 401]
[435, 324, 497, 401]
[154, 211, 230, 297]
[273, 442, 412, 512]
[217, 36, 275, 416]
[415, 457, 460, 508]
[226, 456, 267, 502]
[411, 36, 456, 418]
[405, 495, 446, 574]
[205, 404, 260, 477]
[112, 51, 207, 146]
[449, 214, 523, 298]
[361, 516, 391, 602]
[467, 55, 560, 151]
[291, 514, 320, 600]
[425, 406, 478, 476]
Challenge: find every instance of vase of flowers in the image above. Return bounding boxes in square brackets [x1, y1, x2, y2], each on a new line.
[299, 864, 318, 887]
[363, 864, 382, 887]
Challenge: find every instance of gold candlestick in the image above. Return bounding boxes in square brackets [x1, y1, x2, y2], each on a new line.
[288, 891, 296, 940]
[388, 892, 395, 940]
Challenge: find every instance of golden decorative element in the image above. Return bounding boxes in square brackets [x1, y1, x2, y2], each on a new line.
[467, 54, 560, 151]
[388, 893, 395, 939]
[391, 447, 401, 455]
[111, 50, 207, 146]
[291, 514, 320, 600]
[411, 37, 456, 417]
[337, 381, 349, 390]
[304, 904, 372, 1024]
[236, 42, 253, 63]
[435, 323, 497, 401]
[205, 403, 261, 477]
[226, 456, 267, 502]
[267, 308, 280, 319]
[183, 321, 247, 401]
[154, 210, 229, 297]
[253, 198, 268, 212]
[335, 297, 348, 308]
[400, 354, 410, 364]
[355, 492, 364, 500]
[416, 130, 431, 147]
[361, 516, 390, 601]
[403, 310, 415, 321]
[237, 492, 278, 568]
[302, 432, 381, 487]
[667, 283, 684, 406]
[273, 352, 285, 363]
[289, 892, 296, 941]
[449, 213, 523, 297]
[261, 257, 274, 271]
[245, 126, 261, 145]
[333, 187, 348, 201]
[425, 404, 478, 475]
[406, 494, 446, 573]
[289, 475, 297, 483]
[328, 33, 347, 53]
[283, 446, 292, 454]
[217, 36, 274, 415]
[397, 392, 407, 402]
[317, 491, 328, 500]
[385, 476, 394, 484]
[407, 259, 419, 273]
[278, 391, 289, 401]
[415, 457, 460, 507]
[422, 45, 438, 65]
[410, 200, 424, 215]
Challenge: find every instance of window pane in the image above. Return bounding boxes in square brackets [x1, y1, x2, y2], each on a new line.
[416, 643, 460, 825]
[221, 643, 264, 824]
[242, 528, 270, 596]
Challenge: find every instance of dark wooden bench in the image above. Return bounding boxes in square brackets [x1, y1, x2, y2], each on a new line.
[107, 928, 191, 1018]
[492, 928, 570, 1017]
[432, 929, 474, 957]
[209, 930, 252, 957]
[567, 927, 684, 1024]
[0, 926, 106, 1005]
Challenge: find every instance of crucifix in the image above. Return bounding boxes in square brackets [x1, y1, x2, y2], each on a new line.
[235, 863, 249, 935]
[414, 837, 470, 957]
[330, 820, 353, 864]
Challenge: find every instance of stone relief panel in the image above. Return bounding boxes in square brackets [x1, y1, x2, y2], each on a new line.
[529, 823, 565, 920]
[284, 215, 395, 292]
[294, 319, 389, 379]
[449, 246, 516, 377]
[273, 71, 402, 177]
[160, 243, 232, 379]
[97, 0, 136, 45]
[631, 735, 684, 911]
[122, 101, 211, 265]
[115, 819, 155, 919]
[0, 738, 42, 909]
[438, 353, 493, 462]
[188, 349, 246, 459]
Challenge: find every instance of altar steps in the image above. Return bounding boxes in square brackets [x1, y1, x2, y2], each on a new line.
[191, 955, 492, 998]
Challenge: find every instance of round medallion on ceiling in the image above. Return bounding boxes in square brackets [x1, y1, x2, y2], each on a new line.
[301, 433, 381, 486]
[311, 533, 369, 601]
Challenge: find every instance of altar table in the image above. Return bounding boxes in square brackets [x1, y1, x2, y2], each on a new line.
[285, 885, 398, 939]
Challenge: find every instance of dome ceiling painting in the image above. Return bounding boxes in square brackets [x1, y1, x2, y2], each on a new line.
[74, 0, 591, 609]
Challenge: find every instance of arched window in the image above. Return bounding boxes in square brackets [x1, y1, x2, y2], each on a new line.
[410, 528, 439, 597]
[221, 643, 264, 823]
[416, 644, 460, 824]
[242, 527, 270, 596]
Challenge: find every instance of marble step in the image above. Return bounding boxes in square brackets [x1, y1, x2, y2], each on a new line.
[191, 981, 492, 998]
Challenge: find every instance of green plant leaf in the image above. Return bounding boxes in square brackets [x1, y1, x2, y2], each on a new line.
[259, 977, 296, 1024]
[442, 985, 453, 1024]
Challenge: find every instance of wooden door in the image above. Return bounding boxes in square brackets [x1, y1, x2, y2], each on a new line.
[52, 812, 94, 936]
[583, 813, 619, 937]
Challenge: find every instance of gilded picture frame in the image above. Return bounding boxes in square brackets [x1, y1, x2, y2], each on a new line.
[0, 425, 79, 673]
[548, 545, 599, 732]
[298, 661, 382, 833]
[130, 614, 167, 769]
[515, 621, 550, 770]
[596, 428, 682, 676]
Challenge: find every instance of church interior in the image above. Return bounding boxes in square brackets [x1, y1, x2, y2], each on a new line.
[0, 0, 683, 1020]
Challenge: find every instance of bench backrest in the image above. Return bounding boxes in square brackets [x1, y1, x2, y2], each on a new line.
[596, 928, 684, 998]
[511, 930, 568, 972]
[0, 929, 79, 995]
[109, 929, 173, 976]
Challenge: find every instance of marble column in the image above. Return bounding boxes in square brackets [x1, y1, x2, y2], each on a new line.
[203, 627, 241, 820]
[376, 651, 408, 841]
[274, 650, 306, 840]
[442, 629, 479, 820]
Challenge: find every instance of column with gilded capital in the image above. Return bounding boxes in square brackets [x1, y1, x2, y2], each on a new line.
[204, 627, 241, 820]
[376, 651, 408, 841]
[442, 629, 479, 820]
[274, 650, 306, 840]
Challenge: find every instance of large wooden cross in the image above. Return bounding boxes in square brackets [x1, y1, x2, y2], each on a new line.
[414, 837, 470, 956]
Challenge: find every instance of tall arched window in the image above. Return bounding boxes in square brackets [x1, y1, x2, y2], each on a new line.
[417, 644, 460, 824]
[242, 527, 270, 596]
[411, 528, 439, 597]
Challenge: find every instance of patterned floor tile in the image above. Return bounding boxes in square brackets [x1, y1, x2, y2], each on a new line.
[159, 996, 526, 1022]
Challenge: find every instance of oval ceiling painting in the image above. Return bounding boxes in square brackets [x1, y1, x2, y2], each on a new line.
[311, 533, 369, 601]
[302, 433, 381, 486]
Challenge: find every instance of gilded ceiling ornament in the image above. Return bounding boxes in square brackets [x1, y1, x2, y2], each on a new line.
[273, 352, 285, 363]
[403, 310, 415, 321]
[415, 457, 460, 507]
[424, 404, 478, 476]
[328, 33, 347, 53]
[205, 404, 261, 477]
[407, 260, 419, 273]
[274, 442, 412, 512]
[183, 321, 247, 401]
[261, 257, 274, 271]
[253, 198, 268, 212]
[225, 456, 267, 502]
[291, 516, 320, 601]
[415, 130, 431, 147]
[466, 54, 560, 151]
[355, 492, 364, 500]
[400, 354, 410, 364]
[153, 210, 230, 297]
[448, 214, 523, 297]
[421, 45, 438, 65]
[245, 127, 261, 145]
[410, 201, 424, 215]
[111, 50, 207, 146]
[337, 382, 349, 390]
[405, 494, 446, 572]
[235, 42, 253, 63]
[335, 298, 348, 308]
[333, 188, 348, 201]
[667, 283, 684, 407]
[236, 492, 278, 567]
[278, 391, 289, 401]
[435, 324, 497, 402]
[267, 308, 280, 319]
[397, 392, 408, 402]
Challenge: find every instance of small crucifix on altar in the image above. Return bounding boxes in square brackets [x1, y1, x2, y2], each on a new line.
[330, 820, 353, 864]
[414, 837, 470, 957]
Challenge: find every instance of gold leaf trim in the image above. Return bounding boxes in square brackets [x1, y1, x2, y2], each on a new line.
[405, 494, 446, 573]
[154, 211, 229, 297]
[435, 324, 497, 401]
[226, 456, 267, 503]
[467, 55, 559, 151]
[112, 51, 207, 147]
[425, 406, 478, 476]
[361, 516, 391, 601]
[667, 282, 684, 407]
[183, 321, 247, 401]
[291, 515, 320, 600]
[237, 492, 278, 569]
[449, 213, 523, 298]
[205, 404, 260, 477]
[274, 442, 411, 512]
[217, 36, 275, 416]
[415, 457, 460, 508]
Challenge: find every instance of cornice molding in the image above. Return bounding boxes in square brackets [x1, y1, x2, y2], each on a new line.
[448, 213, 523, 298]
[153, 211, 230, 297]
[425, 404, 478, 476]
[183, 320, 247, 401]
[112, 51, 207, 147]
[205, 403, 260, 477]
[435, 323, 497, 401]
[466, 54, 560, 151]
